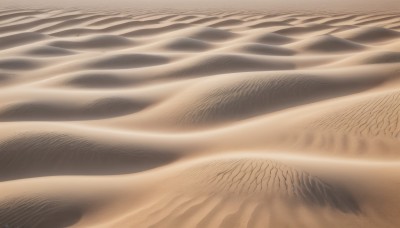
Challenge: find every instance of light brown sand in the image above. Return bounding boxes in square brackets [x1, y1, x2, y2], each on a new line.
[0, 6, 400, 228]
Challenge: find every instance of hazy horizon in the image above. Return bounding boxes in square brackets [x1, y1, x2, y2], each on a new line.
[2, 0, 399, 12]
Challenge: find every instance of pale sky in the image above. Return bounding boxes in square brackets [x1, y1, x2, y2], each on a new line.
[1, 0, 399, 12]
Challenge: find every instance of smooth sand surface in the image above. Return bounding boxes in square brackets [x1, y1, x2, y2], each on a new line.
[0, 6, 400, 228]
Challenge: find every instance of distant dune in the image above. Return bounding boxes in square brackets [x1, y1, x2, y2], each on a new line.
[0, 6, 400, 228]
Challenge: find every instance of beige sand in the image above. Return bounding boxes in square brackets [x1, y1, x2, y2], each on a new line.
[0, 5, 400, 228]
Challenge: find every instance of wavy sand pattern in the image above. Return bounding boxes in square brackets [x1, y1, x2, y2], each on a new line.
[0, 7, 400, 228]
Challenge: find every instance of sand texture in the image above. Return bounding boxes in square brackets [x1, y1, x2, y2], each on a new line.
[0, 7, 400, 228]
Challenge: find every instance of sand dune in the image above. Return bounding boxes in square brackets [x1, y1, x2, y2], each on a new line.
[25, 45, 77, 56]
[308, 90, 400, 137]
[0, 58, 42, 70]
[328, 51, 400, 66]
[335, 27, 400, 43]
[287, 35, 366, 53]
[122, 23, 190, 37]
[108, 71, 388, 129]
[61, 72, 135, 88]
[48, 35, 134, 50]
[0, 131, 179, 181]
[87, 53, 171, 69]
[0, 32, 49, 50]
[171, 27, 238, 41]
[0, 196, 82, 227]
[226, 43, 295, 56]
[0, 97, 149, 121]
[148, 37, 213, 52]
[0, 7, 400, 228]
[246, 32, 296, 45]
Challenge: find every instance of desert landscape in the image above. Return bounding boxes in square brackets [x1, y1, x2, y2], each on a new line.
[0, 0, 400, 227]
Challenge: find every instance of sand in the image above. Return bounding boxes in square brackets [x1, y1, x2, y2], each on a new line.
[0, 5, 400, 228]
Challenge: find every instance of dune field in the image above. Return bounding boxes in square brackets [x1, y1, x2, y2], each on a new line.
[0, 5, 400, 228]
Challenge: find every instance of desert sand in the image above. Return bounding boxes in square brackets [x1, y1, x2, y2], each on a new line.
[0, 2, 400, 228]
